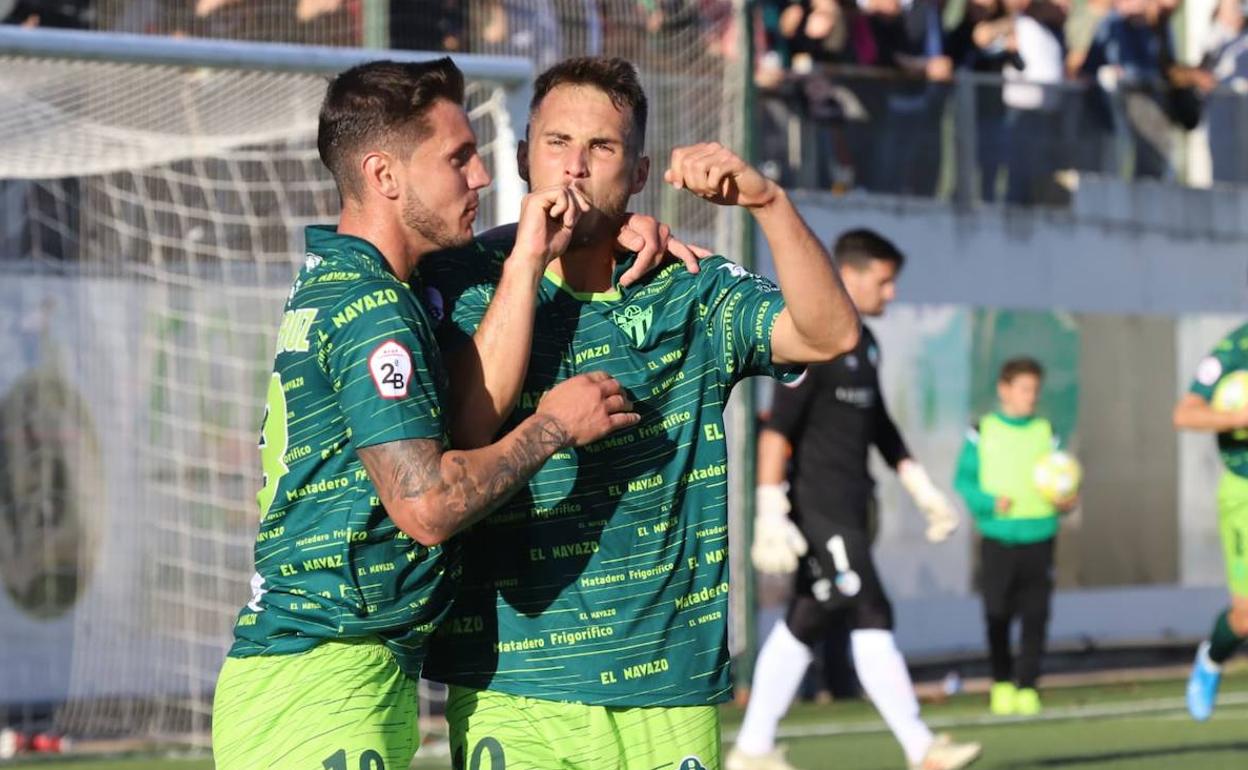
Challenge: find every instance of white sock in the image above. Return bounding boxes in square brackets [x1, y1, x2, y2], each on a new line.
[735, 621, 814, 756]
[1198, 640, 1222, 673]
[851, 629, 934, 764]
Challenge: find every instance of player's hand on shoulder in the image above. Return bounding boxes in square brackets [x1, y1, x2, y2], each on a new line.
[511, 182, 590, 266]
[615, 212, 714, 288]
[664, 142, 779, 209]
[536, 371, 639, 447]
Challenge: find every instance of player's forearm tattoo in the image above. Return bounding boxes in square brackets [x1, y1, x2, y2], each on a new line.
[359, 415, 569, 535]
[446, 414, 568, 515]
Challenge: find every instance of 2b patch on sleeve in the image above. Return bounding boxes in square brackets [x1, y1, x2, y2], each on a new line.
[1196, 356, 1223, 387]
[369, 339, 413, 399]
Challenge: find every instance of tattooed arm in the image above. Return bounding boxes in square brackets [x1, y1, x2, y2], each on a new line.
[359, 371, 638, 546]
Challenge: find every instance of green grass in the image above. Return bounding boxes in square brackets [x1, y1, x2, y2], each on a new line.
[725, 675, 1248, 770]
[6, 675, 1246, 770]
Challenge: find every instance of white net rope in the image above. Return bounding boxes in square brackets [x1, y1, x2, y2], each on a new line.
[0, 55, 514, 748]
[1, 0, 749, 755]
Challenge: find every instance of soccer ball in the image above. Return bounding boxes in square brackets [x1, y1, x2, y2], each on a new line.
[1211, 370, 1248, 440]
[1033, 451, 1081, 505]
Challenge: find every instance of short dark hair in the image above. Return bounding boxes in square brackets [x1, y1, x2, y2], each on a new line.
[530, 57, 648, 154]
[999, 357, 1045, 383]
[317, 58, 465, 200]
[833, 229, 906, 271]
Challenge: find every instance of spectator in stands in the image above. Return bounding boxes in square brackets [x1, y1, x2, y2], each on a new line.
[391, 0, 466, 52]
[753, 1, 801, 184]
[947, 0, 1014, 200]
[1154, 0, 1213, 132]
[479, 0, 562, 69]
[1058, 0, 1112, 175]
[1080, 0, 1173, 178]
[1001, 0, 1067, 204]
[782, 0, 865, 189]
[1, 0, 93, 28]
[784, 0, 855, 68]
[868, 0, 953, 196]
[1065, 0, 1111, 74]
[1200, 0, 1248, 184]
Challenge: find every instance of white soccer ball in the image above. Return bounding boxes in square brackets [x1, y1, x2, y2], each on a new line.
[1212, 370, 1248, 440]
[1213, 370, 1248, 411]
[1033, 451, 1082, 505]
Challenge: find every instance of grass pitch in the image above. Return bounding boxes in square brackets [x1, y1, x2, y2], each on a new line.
[5, 674, 1245, 769]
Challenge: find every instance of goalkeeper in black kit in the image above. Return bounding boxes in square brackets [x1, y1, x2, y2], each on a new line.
[728, 230, 981, 770]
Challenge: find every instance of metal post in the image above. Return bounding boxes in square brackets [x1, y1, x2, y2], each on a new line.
[362, 0, 389, 50]
[734, 0, 761, 697]
[953, 73, 979, 208]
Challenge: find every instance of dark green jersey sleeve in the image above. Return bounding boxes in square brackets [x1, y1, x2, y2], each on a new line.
[422, 236, 508, 354]
[320, 280, 446, 449]
[698, 256, 799, 385]
[443, 281, 493, 347]
[1190, 323, 1248, 401]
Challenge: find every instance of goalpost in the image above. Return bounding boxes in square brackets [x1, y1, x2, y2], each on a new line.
[0, 8, 754, 756]
[0, 27, 531, 751]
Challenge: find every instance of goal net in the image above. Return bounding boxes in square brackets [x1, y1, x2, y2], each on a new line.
[0, 29, 529, 751]
[1, 2, 752, 755]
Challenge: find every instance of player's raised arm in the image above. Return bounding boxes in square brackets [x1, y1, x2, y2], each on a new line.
[447, 183, 590, 449]
[360, 371, 637, 546]
[664, 142, 859, 364]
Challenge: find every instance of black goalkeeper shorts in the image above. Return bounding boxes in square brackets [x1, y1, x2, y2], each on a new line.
[789, 508, 893, 633]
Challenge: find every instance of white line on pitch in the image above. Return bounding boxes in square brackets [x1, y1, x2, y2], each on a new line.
[720, 692, 1248, 742]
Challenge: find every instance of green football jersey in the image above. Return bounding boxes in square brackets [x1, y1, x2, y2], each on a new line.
[421, 234, 797, 707]
[228, 226, 459, 679]
[1190, 322, 1248, 477]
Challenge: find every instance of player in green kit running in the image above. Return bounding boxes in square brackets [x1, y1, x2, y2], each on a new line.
[211, 58, 644, 770]
[421, 57, 861, 770]
[1174, 322, 1248, 722]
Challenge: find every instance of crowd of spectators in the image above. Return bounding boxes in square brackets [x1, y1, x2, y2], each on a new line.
[2, 2, 739, 63]
[5, 0, 1245, 202]
[754, 0, 1248, 202]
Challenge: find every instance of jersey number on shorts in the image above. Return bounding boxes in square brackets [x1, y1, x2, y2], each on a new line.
[257, 372, 291, 520]
[453, 737, 505, 770]
[322, 748, 385, 770]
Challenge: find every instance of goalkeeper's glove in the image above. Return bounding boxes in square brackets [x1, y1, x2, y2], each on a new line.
[898, 460, 959, 543]
[751, 483, 808, 574]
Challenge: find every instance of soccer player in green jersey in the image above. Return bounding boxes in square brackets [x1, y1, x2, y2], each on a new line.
[1174, 322, 1248, 721]
[420, 57, 861, 770]
[211, 59, 644, 770]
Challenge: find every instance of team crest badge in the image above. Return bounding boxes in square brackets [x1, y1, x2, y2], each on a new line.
[612, 304, 653, 346]
[677, 757, 708, 770]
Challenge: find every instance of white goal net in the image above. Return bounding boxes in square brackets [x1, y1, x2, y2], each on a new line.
[1, 2, 752, 756]
[0, 29, 529, 751]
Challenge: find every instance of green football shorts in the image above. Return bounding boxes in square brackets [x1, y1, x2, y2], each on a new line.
[446, 686, 721, 770]
[1219, 471, 1248, 599]
[212, 640, 419, 770]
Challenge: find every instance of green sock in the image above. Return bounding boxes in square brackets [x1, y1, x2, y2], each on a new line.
[1209, 610, 1244, 664]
